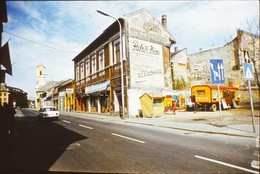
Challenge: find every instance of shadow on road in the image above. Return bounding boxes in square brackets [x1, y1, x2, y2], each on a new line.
[0, 114, 87, 173]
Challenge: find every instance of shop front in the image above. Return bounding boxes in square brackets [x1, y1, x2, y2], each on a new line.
[85, 80, 110, 113]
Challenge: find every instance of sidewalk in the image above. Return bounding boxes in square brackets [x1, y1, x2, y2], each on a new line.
[58, 108, 260, 138]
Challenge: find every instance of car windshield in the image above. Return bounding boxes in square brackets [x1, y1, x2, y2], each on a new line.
[44, 108, 56, 111]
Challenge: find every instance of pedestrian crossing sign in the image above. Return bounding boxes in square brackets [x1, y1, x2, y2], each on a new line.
[243, 63, 254, 80]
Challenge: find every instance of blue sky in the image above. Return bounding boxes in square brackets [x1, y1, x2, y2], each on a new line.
[2, 1, 259, 99]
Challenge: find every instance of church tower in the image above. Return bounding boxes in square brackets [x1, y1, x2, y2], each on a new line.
[35, 64, 45, 108]
[36, 64, 45, 88]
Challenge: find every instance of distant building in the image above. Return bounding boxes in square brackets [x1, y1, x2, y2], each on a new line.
[188, 29, 259, 89]
[73, 9, 175, 117]
[35, 64, 46, 108]
[0, 84, 9, 105]
[53, 79, 74, 111]
[171, 47, 190, 90]
[0, 85, 28, 107]
[7, 86, 28, 108]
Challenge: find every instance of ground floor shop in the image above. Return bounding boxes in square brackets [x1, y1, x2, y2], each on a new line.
[74, 79, 125, 115]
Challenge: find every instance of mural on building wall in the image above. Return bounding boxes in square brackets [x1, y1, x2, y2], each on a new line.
[129, 37, 164, 89]
[127, 10, 171, 46]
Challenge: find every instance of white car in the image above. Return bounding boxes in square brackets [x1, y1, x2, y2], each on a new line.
[38, 106, 59, 120]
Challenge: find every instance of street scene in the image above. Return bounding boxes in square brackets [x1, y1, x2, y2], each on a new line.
[0, 108, 259, 173]
[0, 1, 259, 174]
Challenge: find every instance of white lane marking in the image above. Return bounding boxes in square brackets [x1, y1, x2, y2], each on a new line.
[62, 120, 71, 124]
[195, 155, 259, 174]
[111, 133, 145, 144]
[79, 124, 93, 130]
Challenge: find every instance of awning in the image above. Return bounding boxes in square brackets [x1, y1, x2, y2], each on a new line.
[85, 80, 110, 94]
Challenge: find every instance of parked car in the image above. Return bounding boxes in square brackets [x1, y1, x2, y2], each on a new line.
[38, 106, 59, 120]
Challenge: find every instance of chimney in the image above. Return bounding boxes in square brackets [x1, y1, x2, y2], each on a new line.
[161, 15, 167, 29]
[174, 47, 178, 52]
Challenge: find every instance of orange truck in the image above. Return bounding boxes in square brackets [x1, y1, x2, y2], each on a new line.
[189, 85, 240, 111]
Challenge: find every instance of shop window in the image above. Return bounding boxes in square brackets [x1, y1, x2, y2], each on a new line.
[153, 98, 162, 107]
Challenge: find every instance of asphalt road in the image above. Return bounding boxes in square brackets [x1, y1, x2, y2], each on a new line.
[0, 108, 258, 174]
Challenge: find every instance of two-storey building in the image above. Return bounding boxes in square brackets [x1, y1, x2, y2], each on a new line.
[73, 9, 175, 117]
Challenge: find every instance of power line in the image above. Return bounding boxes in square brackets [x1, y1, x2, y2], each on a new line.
[3, 30, 77, 54]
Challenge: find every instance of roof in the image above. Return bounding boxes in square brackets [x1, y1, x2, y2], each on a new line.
[72, 18, 124, 63]
[191, 85, 239, 90]
[140, 92, 164, 99]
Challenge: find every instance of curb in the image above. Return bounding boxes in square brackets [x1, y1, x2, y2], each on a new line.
[124, 121, 257, 138]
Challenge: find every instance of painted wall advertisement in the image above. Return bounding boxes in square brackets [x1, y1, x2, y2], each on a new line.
[129, 37, 164, 89]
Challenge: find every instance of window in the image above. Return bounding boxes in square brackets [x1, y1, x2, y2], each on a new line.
[91, 55, 96, 74]
[80, 63, 84, 79]
[113, 40, 120, 64]
[86, 59, 90, 77]
[153, 98, 162, 107]
[99, 50, 104, 71]
[76, 66, 79, 81]
[197, 90, 205, 95]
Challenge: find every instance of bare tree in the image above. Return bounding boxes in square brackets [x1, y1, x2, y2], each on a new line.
[244, 19, 260, 96]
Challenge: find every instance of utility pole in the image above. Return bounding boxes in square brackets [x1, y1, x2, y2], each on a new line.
[97, 10, 125, 119]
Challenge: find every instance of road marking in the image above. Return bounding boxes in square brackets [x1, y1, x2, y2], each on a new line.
[111, 133, 145, 144]
[62, 120, 71, 124]
[195, 155, 259, 174]
[79, 124, 93, 130]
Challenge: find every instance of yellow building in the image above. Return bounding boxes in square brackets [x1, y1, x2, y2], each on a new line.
[0, 84, 9, 106]
[35, 64, 46, 108]
[56, 79, 74, 111]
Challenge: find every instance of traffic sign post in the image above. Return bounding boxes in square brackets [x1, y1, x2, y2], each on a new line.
[210, 59, 225, 122]
[243, 63, 255, 133]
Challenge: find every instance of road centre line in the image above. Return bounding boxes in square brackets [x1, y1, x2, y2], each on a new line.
[62, 120, 71, 124]
[195, 155, 259, 174]
[111, 133, 146, 144]
[79, 124, 93, 130]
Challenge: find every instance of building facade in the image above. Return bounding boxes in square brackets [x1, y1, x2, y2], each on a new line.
[73, 9, 175, 117]
[171, 47, 190, 90]
[56, 79, 74, 111]
[188, 29, 259, 89]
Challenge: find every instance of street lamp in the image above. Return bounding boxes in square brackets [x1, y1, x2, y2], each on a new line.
[97, 10, 125, 119]
[44, 73, 54, 105]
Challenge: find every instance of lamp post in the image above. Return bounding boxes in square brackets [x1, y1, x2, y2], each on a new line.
[44, 73, 54, 106]
[97, 10, 125, 118]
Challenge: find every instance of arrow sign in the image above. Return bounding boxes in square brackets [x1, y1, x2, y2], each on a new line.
[210, 59, 225, 84]
[243, 63, 254, 80]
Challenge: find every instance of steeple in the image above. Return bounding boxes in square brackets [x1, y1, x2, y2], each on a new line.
[36, 64, 45, 88]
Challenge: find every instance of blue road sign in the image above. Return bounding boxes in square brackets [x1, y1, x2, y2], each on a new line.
[243, 63, 254, 80]
[210, 59, 225, 84]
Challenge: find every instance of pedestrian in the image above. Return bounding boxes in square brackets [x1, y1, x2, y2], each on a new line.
[0, 104, 5, 141]
[172, 99, 178, 115]
[3, 102, 16, 135]
[190, 95, 197, 113]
